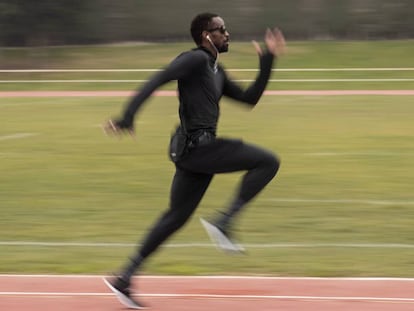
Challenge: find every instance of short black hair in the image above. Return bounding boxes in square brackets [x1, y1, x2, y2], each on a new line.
[190, 12, 219, 45]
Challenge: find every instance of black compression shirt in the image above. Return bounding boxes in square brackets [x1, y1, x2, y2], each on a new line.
[120, 46, 274, 135]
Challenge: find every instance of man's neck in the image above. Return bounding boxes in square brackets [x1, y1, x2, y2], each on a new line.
[200, 43, 218, 58]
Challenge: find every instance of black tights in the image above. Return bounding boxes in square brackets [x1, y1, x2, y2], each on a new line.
[120, 138, 280, 280]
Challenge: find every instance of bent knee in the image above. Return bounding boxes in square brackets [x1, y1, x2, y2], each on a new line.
[262, 152, 280, 178]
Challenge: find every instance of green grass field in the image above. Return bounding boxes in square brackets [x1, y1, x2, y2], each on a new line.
[1, 41, 414, 276]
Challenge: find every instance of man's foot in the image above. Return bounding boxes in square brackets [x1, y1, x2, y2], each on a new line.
[200, 218, 245, 253]
[103, 276, 148, 309]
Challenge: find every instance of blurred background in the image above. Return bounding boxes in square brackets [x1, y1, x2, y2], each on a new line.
[0, 0, 413, 276]
[0, 0, 413, 47]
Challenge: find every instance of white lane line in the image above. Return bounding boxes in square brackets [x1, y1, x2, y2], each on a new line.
[270, 68, 414, 72]
[0, 133, 39, 141]
[0, 69, 163, 73]
[1, 78, 414, 83]
[2, 274, 414, 281]
[0, 292, 110, 296]
[1, 241, 414, 249]
[1, 67, 414, 73]
[0, 291, 413, 302]
[258, 79, 414, 82]
[0, 80, 149, 83]
[266, 198, 414, 206]
[304, 151, 404, 156]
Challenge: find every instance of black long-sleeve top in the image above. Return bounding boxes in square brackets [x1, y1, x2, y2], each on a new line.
[119, 46, 274, 135]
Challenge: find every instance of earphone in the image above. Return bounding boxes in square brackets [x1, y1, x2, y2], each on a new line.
[206, 35, 216, 51]
[205, 34, 219, 73]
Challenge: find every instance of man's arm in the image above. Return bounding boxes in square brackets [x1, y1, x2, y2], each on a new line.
[223, 28, 285, 107]
[222, 51, 274, 106]
[105, 51, 205, 134]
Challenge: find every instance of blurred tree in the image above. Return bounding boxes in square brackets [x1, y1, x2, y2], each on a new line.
[0, 0, 86, 46]
[0, 0, 413, 46]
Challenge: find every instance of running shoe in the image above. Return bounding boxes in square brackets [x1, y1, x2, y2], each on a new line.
[103, 276, 147, 309]
[200, 218, 245, 253]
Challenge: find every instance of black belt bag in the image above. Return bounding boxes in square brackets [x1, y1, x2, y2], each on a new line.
[169, 126, 189, 163]
[169, 127, 216, 163]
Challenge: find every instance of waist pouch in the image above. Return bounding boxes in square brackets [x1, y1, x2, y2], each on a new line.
[169, 127, 188, 163]
[169, 127, 216, 163]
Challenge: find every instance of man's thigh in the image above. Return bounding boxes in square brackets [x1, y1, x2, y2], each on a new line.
[170, 168, 213, 211]
[178, 138, 275, 174]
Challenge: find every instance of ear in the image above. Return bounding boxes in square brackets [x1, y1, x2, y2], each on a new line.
[202, 30, 210, 40]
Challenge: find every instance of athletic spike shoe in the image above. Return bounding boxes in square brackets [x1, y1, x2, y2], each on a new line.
[103, 276, 148, 309]
[200, 218, 245, 253]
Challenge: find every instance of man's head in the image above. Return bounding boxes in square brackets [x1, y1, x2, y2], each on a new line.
[190, 13, 230, 53]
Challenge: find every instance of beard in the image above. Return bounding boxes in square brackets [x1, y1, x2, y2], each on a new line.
[217, 42, 229, 53]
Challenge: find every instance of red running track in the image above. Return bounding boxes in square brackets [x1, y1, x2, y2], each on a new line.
[1, 275, 414, 311]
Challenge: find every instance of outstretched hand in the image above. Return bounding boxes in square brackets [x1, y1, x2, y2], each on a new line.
[252, 28, 286, 57]
[102, 119, 135, 139]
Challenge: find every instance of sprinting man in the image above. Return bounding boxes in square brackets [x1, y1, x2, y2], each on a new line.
[103, 12, 286, 309]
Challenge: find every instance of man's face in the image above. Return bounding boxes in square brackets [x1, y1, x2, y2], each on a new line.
[207, 17, 230, 53]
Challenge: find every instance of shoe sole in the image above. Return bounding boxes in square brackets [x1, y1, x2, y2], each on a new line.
[103, 277, 147, 309]
[200, 218, 245, 253]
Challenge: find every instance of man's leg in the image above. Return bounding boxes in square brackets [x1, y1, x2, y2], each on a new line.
[213, 142, 280, 229]
[105, 168, 212, 308]
[180, 139, 280, 250]
[111, 168, 213, 284]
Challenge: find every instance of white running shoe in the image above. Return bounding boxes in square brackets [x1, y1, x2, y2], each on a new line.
[200, 218, 245, 253]
[103, 277, 147, 309]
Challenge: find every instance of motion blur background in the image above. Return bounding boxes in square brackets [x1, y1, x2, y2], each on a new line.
[0, 0, 414, 47]
[1, 0, 413, 276]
